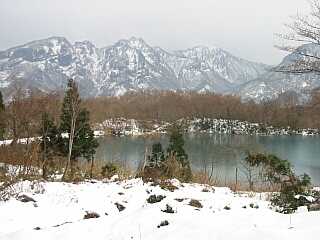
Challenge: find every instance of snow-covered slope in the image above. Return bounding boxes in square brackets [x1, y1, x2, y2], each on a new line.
[237, 44, 320, 102]
[0, 179, 319, 240]
[0, 37, 270, 98]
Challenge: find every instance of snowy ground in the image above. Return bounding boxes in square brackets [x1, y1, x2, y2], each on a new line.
[0, 178, 319, 240]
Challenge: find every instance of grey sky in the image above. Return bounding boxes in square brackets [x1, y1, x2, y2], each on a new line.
[0, 0, 310, 64]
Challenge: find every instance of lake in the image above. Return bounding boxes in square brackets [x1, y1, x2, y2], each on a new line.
[95, 134, 320, 185]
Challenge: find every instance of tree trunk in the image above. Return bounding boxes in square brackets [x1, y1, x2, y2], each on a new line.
[62, 113, 76, 180]
[90, 155, 94, 179]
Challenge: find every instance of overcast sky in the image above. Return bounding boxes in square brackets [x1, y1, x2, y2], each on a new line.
[0, 0, 311, 64]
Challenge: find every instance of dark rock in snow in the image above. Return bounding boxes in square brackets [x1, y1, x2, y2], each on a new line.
[17, 194, 36, 203]
[157, 220, 169, 228]
[189, 199, 203, 208]
[115, 202, 126, 212]
[161, 204, 175, 213]
[83, 211, 100, 219]
[147, 195, 166, 204]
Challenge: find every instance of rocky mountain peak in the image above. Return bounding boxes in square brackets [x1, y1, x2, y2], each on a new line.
[0, 36, 271, 100]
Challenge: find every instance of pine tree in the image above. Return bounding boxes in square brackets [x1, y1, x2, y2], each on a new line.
[76, 109, 99, 178]
[167, 124, 188, 165]
[39, 112, 59, 179]
[148, 142, 165, 168]
[167, 124, 192, 182]
[59, 79, 99, 179]
[0, 91, 5, 140]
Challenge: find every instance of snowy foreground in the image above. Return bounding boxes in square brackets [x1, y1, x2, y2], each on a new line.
[0, 178, 319, 240]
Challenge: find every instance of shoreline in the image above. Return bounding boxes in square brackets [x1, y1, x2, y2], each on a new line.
[95, 118, 320, 137]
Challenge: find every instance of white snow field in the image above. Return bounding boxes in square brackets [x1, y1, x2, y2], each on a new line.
[0, 178, 319, 240]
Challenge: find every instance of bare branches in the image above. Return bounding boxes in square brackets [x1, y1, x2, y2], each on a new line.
[276, 0, 320, 74]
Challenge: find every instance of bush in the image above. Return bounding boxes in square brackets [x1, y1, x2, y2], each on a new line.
[101, 162, 119, 178]
[142, 124, 192, 183]
[245, 152, 312, 214]
[271, 174, 311, 214]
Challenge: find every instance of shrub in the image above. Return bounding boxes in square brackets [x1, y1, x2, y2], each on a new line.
[245, 152, 312, 214]
[142, 124, 192, 183]
[271, 174, 311, 214]
[101, 162, 119, 178]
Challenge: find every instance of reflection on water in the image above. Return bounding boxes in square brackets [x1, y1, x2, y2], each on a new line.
[95, 134, 320, 185]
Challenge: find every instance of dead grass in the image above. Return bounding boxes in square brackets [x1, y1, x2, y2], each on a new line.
[192, 170, 280, 193]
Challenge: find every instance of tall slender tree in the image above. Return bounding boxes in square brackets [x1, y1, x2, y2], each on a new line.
[59, 79, 98, 179]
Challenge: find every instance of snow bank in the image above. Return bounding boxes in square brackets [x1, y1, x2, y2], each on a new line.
[0, 179, 319, 240]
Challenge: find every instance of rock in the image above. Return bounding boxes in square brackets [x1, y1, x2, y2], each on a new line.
[115, 202, 126, 212]
[33, 227, 41, 230]
[157, 220, 169, 228]
[224, 206, 231, 210]
[18, 194, 36, 203]
[83, 211, 100, 219]
[249, 203, 259, 209]
[189, 199, 203, 208]
[202, 187, 215, 193]
[147, 195, 166, 204]
[161, 204, 175, 213]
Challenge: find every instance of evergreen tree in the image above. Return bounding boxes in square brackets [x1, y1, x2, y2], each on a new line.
[0, 91, 5, 140]
[39, 112, 59, 179]
[59, 79, 99, 179]
[167, 124, 188, 165]
[148, 142, 165, 168]
[166, 124, 192, 182]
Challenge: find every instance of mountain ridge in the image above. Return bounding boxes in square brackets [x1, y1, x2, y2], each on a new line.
[0, 36, 270, 99]
[235, 43, 320, 102]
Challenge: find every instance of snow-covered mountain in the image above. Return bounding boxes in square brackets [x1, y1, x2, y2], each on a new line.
[236, 44, 320, 102]
[0, 36, 270, 98]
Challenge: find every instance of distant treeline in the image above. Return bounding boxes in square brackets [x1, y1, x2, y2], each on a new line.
[84, 90, 320, 130]
[1, 89, 320, 140]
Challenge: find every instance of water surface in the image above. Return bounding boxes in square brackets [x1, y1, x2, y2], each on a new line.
[95, 134, 320, 185]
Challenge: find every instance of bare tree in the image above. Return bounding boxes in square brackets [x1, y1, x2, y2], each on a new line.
[276, 0, 320, 73]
